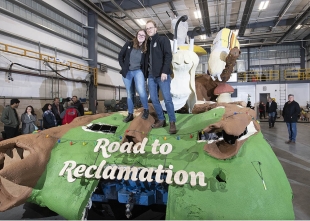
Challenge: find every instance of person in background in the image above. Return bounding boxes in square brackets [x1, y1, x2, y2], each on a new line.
[72, 96, 84, 116]
[258, 101, 266, 119]
[118, 29, 149, 123]
[42, 103, 57, 129]
[0, 99, 20, 139]
[144, 20, 176, 134]
[52, 97, 64, 126]
[60, 101, 80, 124]
[282, 94, 300, 144]
[21, 105, 37, 134]
[246, 101, 254, 110]
[266, 97, 277, 128]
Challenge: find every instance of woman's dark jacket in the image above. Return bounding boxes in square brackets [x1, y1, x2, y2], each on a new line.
[282, 100, 300, 123]
[118, 41, 146, 78]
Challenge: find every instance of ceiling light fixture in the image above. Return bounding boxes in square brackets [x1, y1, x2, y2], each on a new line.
[258, 1, 269, 10]
[194, 10, 201, 19]
[295, 24, 302, 29]
[137, 19, 146, 26]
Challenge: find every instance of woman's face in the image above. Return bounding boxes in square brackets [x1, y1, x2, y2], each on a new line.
[27, 107, 32, 112]
[137, 31, 146, 44]
[48, 105, 52, 110]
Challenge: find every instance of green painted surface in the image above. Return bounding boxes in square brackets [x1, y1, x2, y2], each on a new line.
[28, 108, 294, 219]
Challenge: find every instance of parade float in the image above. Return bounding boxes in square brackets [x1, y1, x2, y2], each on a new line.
[0, 16, 294, 220]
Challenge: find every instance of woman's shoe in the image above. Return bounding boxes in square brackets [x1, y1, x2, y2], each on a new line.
[123, 113, 134, 123]
[141, 109, 149, 120]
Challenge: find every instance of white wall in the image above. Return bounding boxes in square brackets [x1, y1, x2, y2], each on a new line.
[0, 14, 88, 57]
[231, 85, 256, 104]
[98, 25, 126, 47]
[255, 84, 280, 104]
[287, 83, 309, 107]
[0, 1, 129, 101]
[42, 0, 87, 24]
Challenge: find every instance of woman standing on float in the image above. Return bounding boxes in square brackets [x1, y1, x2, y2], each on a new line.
[118, 30, 149, 123]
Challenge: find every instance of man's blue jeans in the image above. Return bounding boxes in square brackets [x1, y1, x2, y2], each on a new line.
[268, 112, 276, 126]
[286, 122, 297, 142]
[122, 69, 148, 114]
[148, 75, 176, 122]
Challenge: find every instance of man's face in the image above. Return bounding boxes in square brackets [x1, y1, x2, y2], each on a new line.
[288, 96, 294, 102]
[145, 22, 157, 37]
[54, 99, 60, 105]
[13, 103, 19, 108]
[72, 97, 77, 103]
[268, 98, 272, 102]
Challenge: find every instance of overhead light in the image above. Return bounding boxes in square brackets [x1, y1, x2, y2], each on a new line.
[258, 1, 269, 10]
[295, 24, 302, 29]
[200, 35, 206, 40]
[194, 10, 201, 19]
[137, 19, 146, 26]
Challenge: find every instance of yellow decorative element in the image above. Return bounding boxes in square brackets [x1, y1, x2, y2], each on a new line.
[46, 135, 49, 138]
[84, 111, 93, 115]
[178, 45, 207, 56]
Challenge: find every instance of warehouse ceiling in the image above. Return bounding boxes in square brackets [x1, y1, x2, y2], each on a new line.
[84, 0, 310, 48]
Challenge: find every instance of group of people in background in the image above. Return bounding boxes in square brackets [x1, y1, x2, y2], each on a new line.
[118, 19, 176, 134]
[0, 96, 84, 139]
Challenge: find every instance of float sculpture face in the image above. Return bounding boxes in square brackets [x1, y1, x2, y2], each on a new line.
[208, 28, 240, 81]
[160, 50, 199, 113]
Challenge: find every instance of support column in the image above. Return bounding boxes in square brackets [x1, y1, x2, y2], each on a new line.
[87, 9, 98, 114]
[300, 42, 305, 69]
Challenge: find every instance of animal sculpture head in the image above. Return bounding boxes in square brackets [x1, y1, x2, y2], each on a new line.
[208, 28, 240, 81]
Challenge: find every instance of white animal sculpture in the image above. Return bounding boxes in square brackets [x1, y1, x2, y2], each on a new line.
[208, 28, 240, 81]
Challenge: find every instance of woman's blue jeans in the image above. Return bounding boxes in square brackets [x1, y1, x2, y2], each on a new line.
[148, 75, 176, 122]
[122, 69, 148, 114]
[286, 122, 297, 142]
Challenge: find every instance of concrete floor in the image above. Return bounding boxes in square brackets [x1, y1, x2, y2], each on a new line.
[0, 121, 309, 220]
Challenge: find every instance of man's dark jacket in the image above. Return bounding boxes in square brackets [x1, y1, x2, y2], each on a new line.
[282, 100, 300, 122]
[118, 41, 146, 78]
[72, 100, 84, 116]
[266, 101, 277, 113]
[52, 103, 64, 124]
[144, 33, 172, 78]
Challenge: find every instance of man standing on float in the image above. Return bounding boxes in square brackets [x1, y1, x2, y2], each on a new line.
[144, 20, 177, 134]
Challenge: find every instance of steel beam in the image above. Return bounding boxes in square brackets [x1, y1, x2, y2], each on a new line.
[80, 0, 133, 39]
[198, 0, 212, 37]
[238, 0, 256, 37]
[277, 6, 310, 43]
[270, 0, 294, 31]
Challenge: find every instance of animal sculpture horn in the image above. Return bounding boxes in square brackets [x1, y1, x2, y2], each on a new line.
[173, 15, 188, 53]
[189, 26, 205, 51]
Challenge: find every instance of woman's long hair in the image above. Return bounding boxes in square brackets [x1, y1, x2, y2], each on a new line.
[42, 103, 52, 112]
[132, 29, 148, 53]
[24, 105, 36, 115]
